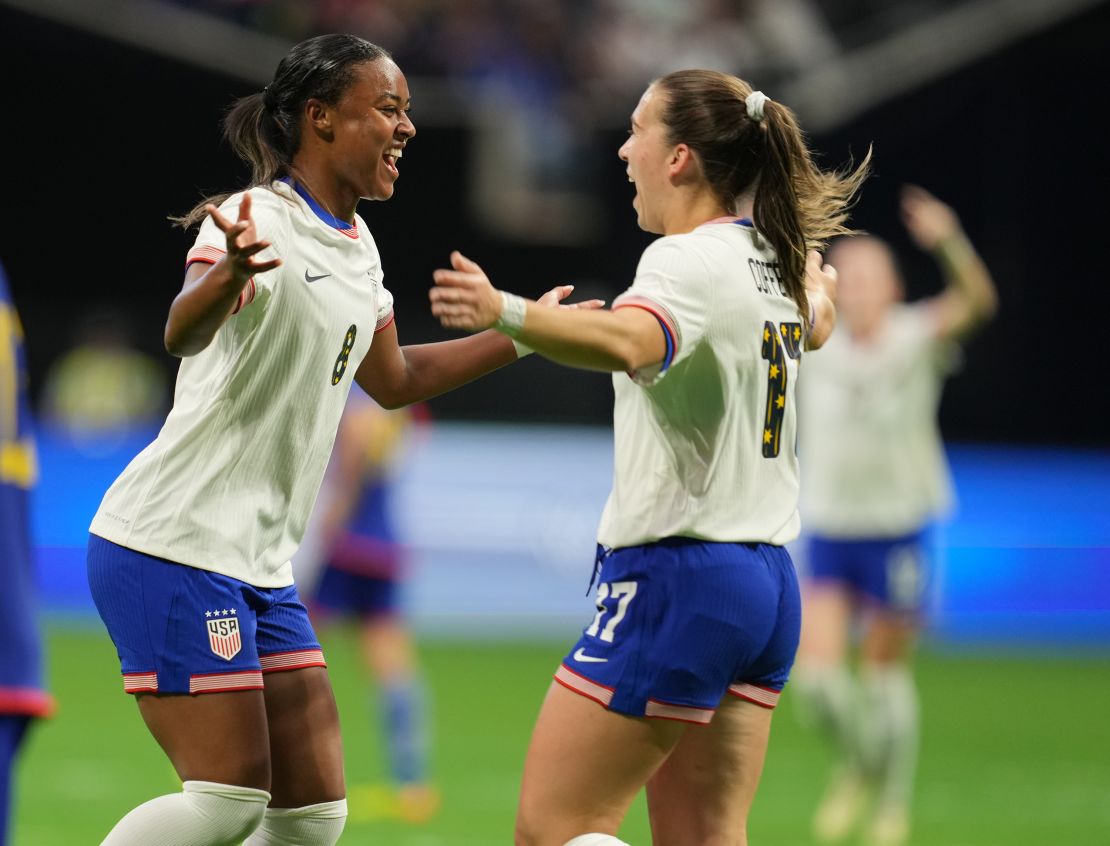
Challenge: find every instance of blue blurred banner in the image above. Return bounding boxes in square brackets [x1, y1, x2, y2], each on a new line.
[31, 424, 1110, 645]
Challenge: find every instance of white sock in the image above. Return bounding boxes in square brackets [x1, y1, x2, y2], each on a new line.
[793, 665, 862, 771]
[243, 799, 348, 845]
[563, 835, 631, 846]
[100, 780, 270, 845]
[860, 665, 918, 809]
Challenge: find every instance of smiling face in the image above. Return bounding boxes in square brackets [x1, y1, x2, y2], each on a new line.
[327, 58, 415, 201]
[618, 84, 674, 234]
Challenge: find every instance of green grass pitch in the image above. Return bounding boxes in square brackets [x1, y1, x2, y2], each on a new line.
[13, 625, 1110, 844]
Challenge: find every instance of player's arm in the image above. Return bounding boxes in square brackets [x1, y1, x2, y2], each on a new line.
[356, 277, 605, 408]
[354, 320, 519, 409]
[430, 251, 666, 372]
[804, 250, 838, 351]
[900, 185, 998, 340]
[164, 195, 282, 357]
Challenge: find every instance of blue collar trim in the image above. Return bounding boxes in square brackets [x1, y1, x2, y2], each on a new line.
[280, 177, 356, 233]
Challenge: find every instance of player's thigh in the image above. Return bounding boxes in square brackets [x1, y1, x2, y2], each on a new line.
[516, 681, 685, 846]
[798, 582, 854, 664]
[646, 694, 774, 846]
[263, 666, 345, 807]
[137, 690, 271, 789]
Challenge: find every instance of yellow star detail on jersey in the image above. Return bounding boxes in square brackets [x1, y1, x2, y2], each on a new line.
[776, 395, 785, 409]
[769, 364, 780, 378]
[794, 326, 802, 341]
[763, 429, 772, 444]
[763, 328, 770, 342]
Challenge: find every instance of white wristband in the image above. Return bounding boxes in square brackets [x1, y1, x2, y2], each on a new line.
[494, 291, 527, 339]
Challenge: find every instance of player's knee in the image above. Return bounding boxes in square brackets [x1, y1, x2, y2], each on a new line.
[563, 835, 631, 846]
[182, 780, 270, 843]
[244, 798, 347, 845]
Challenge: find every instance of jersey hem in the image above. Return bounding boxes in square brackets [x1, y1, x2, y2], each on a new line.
[87, 529, 296, 590]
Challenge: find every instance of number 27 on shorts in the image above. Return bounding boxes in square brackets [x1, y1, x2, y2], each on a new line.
[585, 581, 638, 643]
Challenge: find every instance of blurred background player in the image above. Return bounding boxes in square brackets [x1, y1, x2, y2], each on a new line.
[297, 392, 439, 824]
[39, 307, 168, 454]
[793, 185, 999, 846]
[0, 259, 54, 845]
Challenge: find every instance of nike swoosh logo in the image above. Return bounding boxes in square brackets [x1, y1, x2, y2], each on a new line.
[304, 270, 331, 283]
[573, 647, 608, 663]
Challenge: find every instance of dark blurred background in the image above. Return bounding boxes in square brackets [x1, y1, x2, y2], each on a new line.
[1, 0, 1108, 442]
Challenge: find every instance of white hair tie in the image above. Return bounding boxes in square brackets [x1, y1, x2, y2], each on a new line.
[746, 90, 769, 123]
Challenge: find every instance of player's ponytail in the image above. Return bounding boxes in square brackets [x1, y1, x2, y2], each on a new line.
[754, 99, 870, 332]
[172, 34, 390, 229]
[654, 70, 870, 332]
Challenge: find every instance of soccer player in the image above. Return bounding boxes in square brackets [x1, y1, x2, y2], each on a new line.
[0, 260, 54, 846]
[86, 34, 587, 846]
[793, 185, 998, 846]
[304, 393, 439, 823]
[430, 71, 868, 846]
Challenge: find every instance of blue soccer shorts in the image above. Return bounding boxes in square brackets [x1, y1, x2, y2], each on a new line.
[87, 534, 325, 695]
[806, 530, 931, 614]
[313, 565, 399, 620]
[556, 538, 801, 725]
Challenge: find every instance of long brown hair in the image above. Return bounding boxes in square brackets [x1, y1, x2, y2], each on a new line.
[172, 34, 391, 228]
[654, 70, 870, 329]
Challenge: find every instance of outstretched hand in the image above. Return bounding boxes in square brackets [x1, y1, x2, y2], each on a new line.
[430, 251, 504, 332]
[900, 184, 961, 252]
[537, 285, 606, 311]
[205, 193, 282, 285]
[431, 251, 607, 332]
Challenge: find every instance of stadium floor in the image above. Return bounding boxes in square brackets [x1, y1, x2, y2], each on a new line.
[14, 625, 1109, 844]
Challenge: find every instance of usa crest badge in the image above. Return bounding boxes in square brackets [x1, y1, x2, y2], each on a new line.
[207, 614, 242, 660]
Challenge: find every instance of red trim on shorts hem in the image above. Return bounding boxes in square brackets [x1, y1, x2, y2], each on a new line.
[553, 663, 614, 708]
[727, 683, 782, 709]
[374, 312, 395, 333]
[644, 698, 715, 725]
[123, 672, 159, 695]
[259, 649, 327, 673]
[189, 670, 264, 695]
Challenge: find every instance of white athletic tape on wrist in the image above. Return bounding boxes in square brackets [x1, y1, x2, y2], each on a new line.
[494, 291, 527, 339]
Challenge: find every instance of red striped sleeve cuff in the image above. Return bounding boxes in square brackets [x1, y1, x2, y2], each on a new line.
[182, 245, 255, 314]
[612, 295, 681, 355]
[374, 311, 395, 334]
[185, 245, 226, 267]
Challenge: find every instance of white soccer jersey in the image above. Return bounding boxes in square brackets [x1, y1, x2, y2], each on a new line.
[597, 219, 805, 549]
[90, 181, 395, 587]
[797, 304, 955, 538]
